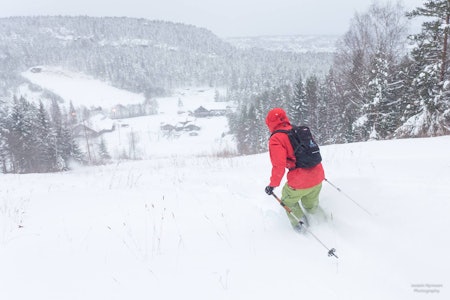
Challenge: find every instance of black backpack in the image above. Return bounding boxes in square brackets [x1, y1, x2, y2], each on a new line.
[271, 126, 322, 169]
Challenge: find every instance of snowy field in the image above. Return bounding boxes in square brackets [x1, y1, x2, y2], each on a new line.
[1, 135, 449, 300]
[21, 66, 145, 108]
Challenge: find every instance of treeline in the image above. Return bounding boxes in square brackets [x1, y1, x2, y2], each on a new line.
[229, 1, 450, 154]
[0, 97, 85, 173]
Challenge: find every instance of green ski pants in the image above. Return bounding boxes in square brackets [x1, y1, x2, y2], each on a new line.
[281, 183, 322, 227]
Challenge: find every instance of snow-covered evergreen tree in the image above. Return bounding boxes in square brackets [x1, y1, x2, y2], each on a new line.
[97, 138, 112, 164]
[318, 69, 345, 144]
[305, 75, 320, 132]
[0, 96, 84, 173]
[333, 1, 408, 141]
[7, 97, 37, 173]
[35, 100, 56, 172]
[287, 77, 307, 125]
[0, 99, 9, 173]
[68, 101, 78, 127]
[396, 0, 450, 137]
[49, 99, 65, 170]
[236, 103, 261, 155]
[355, 51, 399, 140]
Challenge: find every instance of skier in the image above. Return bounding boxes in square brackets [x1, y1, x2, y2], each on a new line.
[264, 108, 325, 231]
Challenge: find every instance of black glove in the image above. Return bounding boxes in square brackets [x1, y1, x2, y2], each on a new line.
[265, 186, 274, 195]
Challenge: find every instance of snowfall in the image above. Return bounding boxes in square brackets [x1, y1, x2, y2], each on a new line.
[1, 67, 449, 300]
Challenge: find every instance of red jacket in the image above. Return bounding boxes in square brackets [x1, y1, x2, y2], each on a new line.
[266, 108, 325, 189]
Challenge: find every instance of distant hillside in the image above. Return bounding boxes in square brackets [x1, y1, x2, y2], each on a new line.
[0, 16, 333, 98]
[226, 35, 339, 53]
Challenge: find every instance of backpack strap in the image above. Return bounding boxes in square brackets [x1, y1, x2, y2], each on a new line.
[270, 129, 290, 137]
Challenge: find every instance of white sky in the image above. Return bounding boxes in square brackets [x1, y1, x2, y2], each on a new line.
[0, 0, 425, 37]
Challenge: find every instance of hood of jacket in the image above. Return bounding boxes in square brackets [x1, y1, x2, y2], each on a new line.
[265, 108, 291, 133]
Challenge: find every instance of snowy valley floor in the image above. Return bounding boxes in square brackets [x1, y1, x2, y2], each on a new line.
[1, 136, 450, 299]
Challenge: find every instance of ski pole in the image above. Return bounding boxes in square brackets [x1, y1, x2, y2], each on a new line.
[270, 192, 338, 259]
[324, 178, 372, 216]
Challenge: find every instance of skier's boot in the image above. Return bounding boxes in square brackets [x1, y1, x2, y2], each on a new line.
[293, 215, 309, 233]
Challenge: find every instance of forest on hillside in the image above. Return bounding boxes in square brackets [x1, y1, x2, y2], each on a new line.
[0, 16, 332, 99]
[229, 0, 450, 155]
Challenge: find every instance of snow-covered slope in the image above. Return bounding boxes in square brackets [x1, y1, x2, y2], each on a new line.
[4, 65, 449, 299]
[21, 66, 145, 108]
[1, 135, 449, 299]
